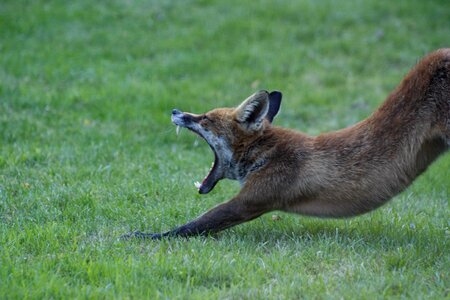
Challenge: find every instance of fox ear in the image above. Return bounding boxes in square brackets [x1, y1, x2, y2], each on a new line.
[267, 91, 282, 123]
[235, 90, 270, 131]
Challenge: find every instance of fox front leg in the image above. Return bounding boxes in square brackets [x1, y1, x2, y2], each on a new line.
[121, 196, 267, 239]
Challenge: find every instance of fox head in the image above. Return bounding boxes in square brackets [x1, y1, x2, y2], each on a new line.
[171, 90, 282, 194]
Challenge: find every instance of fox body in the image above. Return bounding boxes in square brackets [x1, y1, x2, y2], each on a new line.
[124, 49, 450, 239]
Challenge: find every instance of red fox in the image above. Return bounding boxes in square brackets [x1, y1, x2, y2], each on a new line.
[124, 49, 450, 239]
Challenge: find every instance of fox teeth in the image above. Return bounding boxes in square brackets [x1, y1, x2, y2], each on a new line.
[176, 126, 181, 136]
[194, 181, 201, 189]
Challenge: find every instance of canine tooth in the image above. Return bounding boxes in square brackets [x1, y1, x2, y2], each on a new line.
[194, 181, 201, 189]
[176, 126, 181, 136]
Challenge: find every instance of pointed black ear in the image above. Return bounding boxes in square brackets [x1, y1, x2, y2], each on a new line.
[235, 91, 270, 131]
[267, 91, 282, 122]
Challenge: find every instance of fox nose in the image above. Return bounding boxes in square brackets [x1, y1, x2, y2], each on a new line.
[172, 109, 182, 115]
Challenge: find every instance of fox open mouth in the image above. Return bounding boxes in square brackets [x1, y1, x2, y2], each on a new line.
[172, 113, 223, 194]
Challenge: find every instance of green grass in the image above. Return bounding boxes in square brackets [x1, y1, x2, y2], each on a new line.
[1, 0, 449, 298]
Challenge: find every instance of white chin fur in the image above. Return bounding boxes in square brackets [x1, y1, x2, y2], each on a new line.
[194, 181, 201, 189]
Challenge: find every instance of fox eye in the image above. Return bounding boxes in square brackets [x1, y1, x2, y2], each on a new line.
[201, 115, 212, 123]
[199, 115, 210, 126]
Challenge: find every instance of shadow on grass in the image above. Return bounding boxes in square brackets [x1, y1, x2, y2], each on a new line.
[230, 218, 444, 253]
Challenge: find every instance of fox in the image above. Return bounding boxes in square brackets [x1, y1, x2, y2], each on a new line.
[123, 48, 450, 239]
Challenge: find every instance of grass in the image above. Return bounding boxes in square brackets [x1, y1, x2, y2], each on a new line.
[1, 0, 449, 298]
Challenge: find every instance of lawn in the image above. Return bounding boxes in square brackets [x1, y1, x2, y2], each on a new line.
[1, 0, 449, 298]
